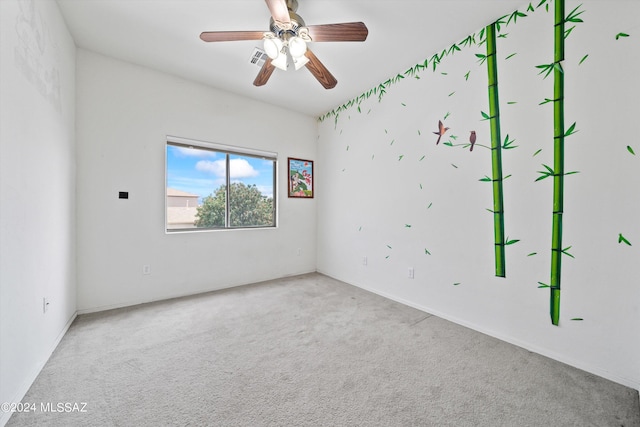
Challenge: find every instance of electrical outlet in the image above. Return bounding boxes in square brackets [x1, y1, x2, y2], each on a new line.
[362, 256, 368, 266]
[143, 265, 151, 275]
[408, 268, 414, 279]
[43, 297, 49, 313]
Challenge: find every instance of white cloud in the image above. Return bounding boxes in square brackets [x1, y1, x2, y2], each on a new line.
[230, 158, 259, 178]
[196, 158, 259, 179]
[196, 159, 226, 177]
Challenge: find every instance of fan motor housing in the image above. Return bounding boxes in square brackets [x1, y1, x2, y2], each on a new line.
[270, 12, 305, 36]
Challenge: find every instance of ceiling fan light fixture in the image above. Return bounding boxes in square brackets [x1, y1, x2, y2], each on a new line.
[271, 52, 288, 71]
[288, 36, 307, 58]
[293, 54, 309, 70]
[263, 36, 283, 59]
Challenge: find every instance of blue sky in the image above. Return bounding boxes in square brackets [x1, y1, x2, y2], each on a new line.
[166, 145, 274, 202]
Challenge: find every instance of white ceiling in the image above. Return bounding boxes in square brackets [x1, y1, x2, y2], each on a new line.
[56, 0, 525, 117]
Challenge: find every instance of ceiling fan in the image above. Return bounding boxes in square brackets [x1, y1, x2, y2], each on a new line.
[199, 0, 368, 89]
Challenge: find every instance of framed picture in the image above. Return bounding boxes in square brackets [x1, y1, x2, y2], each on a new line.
[288, 157, 314, 198]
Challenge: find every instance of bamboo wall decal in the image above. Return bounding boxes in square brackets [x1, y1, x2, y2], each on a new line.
[549, 0, 566, 325]
[318, 7, 535, 124]
[486, 22, 507, 278]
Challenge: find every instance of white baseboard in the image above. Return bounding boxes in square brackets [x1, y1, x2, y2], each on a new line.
[1, 311, 77, 427]
[77, 270, 318, 315]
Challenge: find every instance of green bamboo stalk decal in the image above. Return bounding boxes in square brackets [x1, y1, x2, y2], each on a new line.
[550, 0, 566, 325]
[486, 22, 506, 278]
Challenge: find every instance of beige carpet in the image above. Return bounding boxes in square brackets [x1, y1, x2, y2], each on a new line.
[7, 273, 640, 426]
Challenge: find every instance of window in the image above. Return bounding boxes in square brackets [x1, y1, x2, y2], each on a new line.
[165, 136, 277, 232]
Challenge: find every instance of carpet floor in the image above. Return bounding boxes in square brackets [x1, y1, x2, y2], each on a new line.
[6, 273, 640, 426]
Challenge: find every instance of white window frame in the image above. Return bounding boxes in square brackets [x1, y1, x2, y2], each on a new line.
[165, 135, 278, 233]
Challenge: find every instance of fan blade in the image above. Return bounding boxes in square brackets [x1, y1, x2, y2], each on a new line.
[253, 58, 276, 87]
[307, 22, 369, 42]
[200, 31, 266, 42]
[304, 49, 337, 89]
[264, 0, 291, 28]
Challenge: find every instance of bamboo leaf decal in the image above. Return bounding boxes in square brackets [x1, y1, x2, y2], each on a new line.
[561, 246, 575, 258]
[486, 22, 507, 278]
[460, 35, 474, 48]
[615, 32, 629, 40]
[549, 0, 567, 326]
[538, 282, 550, 288]
[431, 53, 441, 70]
[565, 5, 584, 23]
[618, 233, 632, 246]
[578, 54, 589, 65]
[536, 63, 555, 79]
[536, 0, 550, 12]
[502, 135, 518, 150]
[425, 249, 431, 255]
[627, 146, 635, 155]
[570, 318, 584, 321]
[535, 164, 555, 181]
[494, 16, 507, 32]
[564, 26, 576, 39]
[476, 53, 488, 65]
[507, 10, 528, 25]
[564, 122, 578, 137]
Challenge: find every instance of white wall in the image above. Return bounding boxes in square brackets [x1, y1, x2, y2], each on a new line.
[75, 49, 317, 312]
[0, 0, 77, 423]
[317, 1, 640, 390]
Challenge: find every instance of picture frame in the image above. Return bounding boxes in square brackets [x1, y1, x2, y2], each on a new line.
[288, 157, 314, 198]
